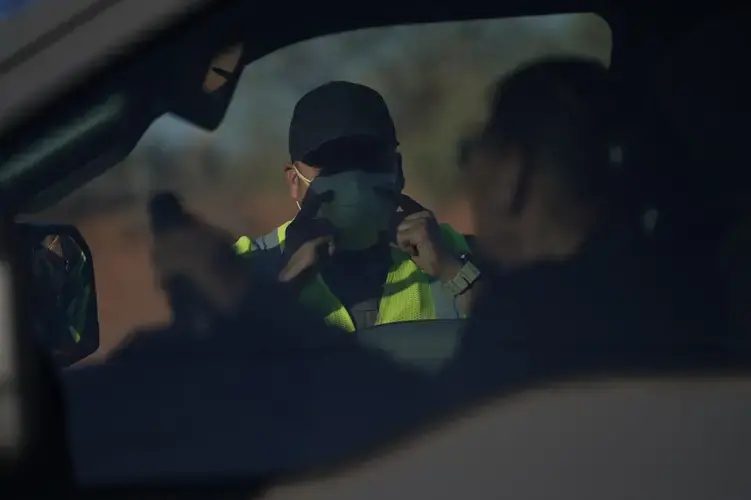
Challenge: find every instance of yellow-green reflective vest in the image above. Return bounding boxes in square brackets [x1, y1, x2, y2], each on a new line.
[234, 220, 470, 332]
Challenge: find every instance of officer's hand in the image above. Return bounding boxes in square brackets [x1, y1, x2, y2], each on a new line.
[151, 210, 250, 314]
[392, 194, 461, 280]
[278, 192, 336, 284]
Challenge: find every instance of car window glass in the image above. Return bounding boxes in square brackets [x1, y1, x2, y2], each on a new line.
[34, 13, 612, 361]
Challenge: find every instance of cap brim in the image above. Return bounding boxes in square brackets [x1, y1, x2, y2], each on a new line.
[296, 134, 399, 163]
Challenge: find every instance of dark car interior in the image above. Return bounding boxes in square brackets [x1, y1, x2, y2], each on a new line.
[1, 0, 750, 497]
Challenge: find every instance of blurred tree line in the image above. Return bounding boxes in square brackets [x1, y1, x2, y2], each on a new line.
[52, 14, 611, 222]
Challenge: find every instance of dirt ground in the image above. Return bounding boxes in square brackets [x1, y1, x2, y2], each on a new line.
[67, 194, 472, 361]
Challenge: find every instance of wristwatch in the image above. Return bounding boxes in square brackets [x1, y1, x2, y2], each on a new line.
[444, 252, 481, 297]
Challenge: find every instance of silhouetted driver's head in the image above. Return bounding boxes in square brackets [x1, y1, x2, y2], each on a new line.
[461, 57, 620, 268]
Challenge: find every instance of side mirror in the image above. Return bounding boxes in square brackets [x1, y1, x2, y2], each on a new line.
[17, 222, 100, 367]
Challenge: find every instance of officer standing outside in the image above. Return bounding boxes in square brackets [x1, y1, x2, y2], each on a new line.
[233, 81, 481, 332]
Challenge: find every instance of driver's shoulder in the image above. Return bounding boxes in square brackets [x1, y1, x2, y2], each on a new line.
[104, 325, 184, 362]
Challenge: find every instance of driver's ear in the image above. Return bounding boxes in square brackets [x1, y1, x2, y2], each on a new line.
[394, 152, 405, 191]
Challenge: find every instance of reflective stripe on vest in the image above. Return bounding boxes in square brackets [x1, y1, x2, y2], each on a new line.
[234, 220, 470, 332]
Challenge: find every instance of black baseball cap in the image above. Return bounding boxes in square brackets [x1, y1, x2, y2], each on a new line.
[288, 81, 398, 163]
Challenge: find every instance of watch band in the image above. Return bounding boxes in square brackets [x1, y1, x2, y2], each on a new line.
[444, 253, 481, 297]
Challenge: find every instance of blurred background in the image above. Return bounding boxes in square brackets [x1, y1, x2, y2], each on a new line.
[0, 0, 37, 19]
[37, 13, 612, 358]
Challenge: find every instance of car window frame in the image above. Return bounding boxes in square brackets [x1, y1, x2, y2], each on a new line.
[0, 0, 210, 136]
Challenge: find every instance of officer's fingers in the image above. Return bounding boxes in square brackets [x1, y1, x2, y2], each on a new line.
[278, 254, 310, 283]
[278, 236, 331, 282]
[398, 223, 428, 243]
[396, 217, 429, 236]
[394, 228, 419, 257]
[403, 210, 433, 221]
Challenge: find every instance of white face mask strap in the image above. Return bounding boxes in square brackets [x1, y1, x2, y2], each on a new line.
[292, 164, 312, 185]
[292, 163, 312, 211]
